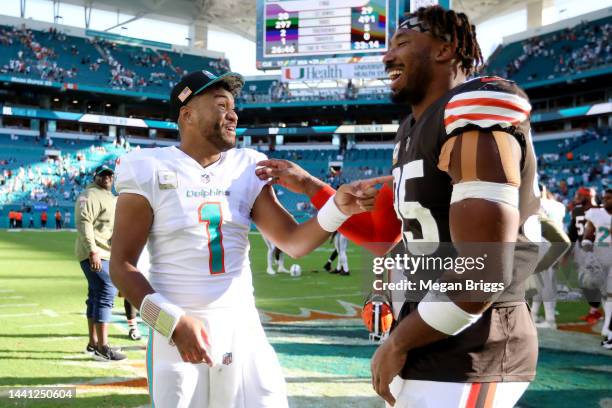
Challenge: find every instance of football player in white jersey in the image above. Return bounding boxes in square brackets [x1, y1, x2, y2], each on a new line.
[583, 189, 612, 344]
[109, 70, 381, 408]
[262, 235, 289, 275]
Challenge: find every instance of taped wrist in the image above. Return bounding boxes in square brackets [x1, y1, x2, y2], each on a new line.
[317, 194, 349, 232]
[418, 293, 482, 336]
[140, 293, 185, 339]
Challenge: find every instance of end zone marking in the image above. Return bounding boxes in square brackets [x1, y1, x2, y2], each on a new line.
[263, 292, 361, 302]
[262, 300, 362, 323]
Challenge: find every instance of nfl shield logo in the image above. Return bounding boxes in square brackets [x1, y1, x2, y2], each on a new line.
[201, 173, 211, 184]
[222, 352, 232, 365]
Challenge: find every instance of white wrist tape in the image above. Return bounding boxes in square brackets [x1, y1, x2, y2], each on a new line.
[451, 181, 519, 208]
[317, 194, 349, 232]
[418, 298, 483, 336]
[581, 239, 594, 249]
[140, 293, 185, 339]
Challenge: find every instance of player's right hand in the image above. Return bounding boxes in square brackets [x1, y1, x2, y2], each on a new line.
[255, 159, 321, 196]
[172, 315, 213, 366]
[335, 176, 393, 215]
[89, 251, 102, 271]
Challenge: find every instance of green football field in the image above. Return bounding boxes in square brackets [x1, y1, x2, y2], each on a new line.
[0, 230, 610, 408]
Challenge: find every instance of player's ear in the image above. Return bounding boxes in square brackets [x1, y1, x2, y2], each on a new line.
[179, 105, 192, 126]
[434, 40, 455, 63]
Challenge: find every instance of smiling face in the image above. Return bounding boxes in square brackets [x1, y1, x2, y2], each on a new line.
[180, 85, 238, 152]
[383, 29, 436, 105]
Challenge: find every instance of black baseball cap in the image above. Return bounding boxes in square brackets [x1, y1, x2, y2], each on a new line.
[93, 165, 114, 177]
[170, 70, 244, 122]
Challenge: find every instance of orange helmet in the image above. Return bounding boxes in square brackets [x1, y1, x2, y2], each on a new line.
[362, 294, 394, 342]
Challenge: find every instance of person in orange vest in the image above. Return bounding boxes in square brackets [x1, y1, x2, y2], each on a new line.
[55, 210, 62, 229]
[15, 211, 23, 228]
[41, 210, 48, 229]
[8, 210, 15, 229]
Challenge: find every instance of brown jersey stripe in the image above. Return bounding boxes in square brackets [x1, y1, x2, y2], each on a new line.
[437, 136, 457, 173]
[475, 382, 491, 408]
[484, 382, 497, 408]
[449, 132, 463, 184]
[460, 131, 479, 182]
[475, 130, 508, 184]
[492, 131, 521, 187]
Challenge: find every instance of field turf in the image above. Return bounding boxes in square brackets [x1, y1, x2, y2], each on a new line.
[0, 230, 610, 407]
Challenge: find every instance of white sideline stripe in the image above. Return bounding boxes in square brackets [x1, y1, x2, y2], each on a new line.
[23, 322, 74, 328]
[42, 309, 59, 317]
[0, 303, 38, 308]
[0, 296, 24, 299]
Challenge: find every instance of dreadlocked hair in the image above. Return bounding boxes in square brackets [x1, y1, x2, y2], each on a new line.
[414, 5, 483, 76]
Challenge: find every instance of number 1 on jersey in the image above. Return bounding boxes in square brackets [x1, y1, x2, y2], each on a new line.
[198, 202, 225, 274]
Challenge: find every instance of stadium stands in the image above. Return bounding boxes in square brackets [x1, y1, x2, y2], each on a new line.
[1, 127, 609, 229]
[485, 16, 612, 84]
[0, 25, 229, 94]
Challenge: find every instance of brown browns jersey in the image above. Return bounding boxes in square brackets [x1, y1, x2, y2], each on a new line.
[390, 77, 540, 382]
[568, 205, 588, 242]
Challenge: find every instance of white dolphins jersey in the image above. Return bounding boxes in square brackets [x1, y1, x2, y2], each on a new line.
[585, 207, 611, 244]
[115, 146, 267, 311]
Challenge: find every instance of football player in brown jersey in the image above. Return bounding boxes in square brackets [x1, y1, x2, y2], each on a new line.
[257, 5, 542, 407]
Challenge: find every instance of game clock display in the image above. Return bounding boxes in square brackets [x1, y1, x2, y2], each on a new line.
[263, 0, 388, 57]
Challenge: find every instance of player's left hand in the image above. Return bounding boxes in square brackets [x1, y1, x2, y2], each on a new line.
[371, 335, 406, 406]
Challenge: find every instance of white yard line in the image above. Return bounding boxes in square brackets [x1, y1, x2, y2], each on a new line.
[0, 295, 24, 300]
[0, 289, 15, 293]
[44, 335, 86, 342]
[23, 322, 74, 328]
[42, 309, 59, 317]
[0, 303, 38, 308]
[0, 312, 40, 318]
[0, 308, 57, 318]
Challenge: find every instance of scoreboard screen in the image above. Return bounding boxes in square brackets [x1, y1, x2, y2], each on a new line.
[256, 0, 401, 70]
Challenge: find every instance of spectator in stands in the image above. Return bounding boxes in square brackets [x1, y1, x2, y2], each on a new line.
[28, 213, 34, 228]
[40, 210, 48, 229]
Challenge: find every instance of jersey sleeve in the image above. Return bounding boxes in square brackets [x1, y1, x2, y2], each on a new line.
[114, 152, 156, 207]
[443, 79, 532, 139]
[242, 149, 269, 210]
[311, 184, 401, 256]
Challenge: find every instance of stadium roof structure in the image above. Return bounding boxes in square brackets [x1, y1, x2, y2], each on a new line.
[56, 0, 527, 43]
[59, 0, 257, 40]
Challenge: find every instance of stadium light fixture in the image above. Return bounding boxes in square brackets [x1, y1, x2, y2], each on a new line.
[105, 103, 111, 107]
[72, 100, 78, 104]
[53, 98, 59, 102]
